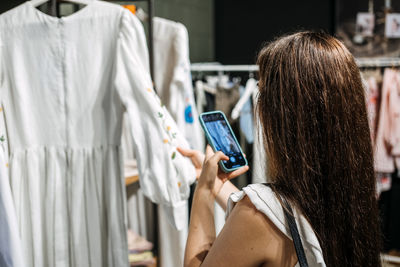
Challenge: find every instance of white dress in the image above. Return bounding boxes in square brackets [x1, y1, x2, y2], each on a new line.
[153, 17, 204, 151]
[120, 17, 204, 267]
[0, 144, 24, 267]
[152, 17, 205, 267]
[0, 1, 195, 266]
[226, 184, 326, 267]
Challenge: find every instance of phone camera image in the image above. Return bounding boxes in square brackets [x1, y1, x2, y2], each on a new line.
[201, 112, 247, 170]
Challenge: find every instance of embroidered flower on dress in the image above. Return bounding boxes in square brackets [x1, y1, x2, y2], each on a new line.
[149, 87, 179, 159]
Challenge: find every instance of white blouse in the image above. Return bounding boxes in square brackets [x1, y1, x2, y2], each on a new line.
[0, 1, 195, 266]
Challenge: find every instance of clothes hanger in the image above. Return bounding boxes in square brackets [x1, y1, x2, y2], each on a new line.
[123, 4, 137, 15]
[231, 74, 257, 120]
[30, 0, 93, 7]
[122, 4, 147, 21]
[135, 7, 148, 21]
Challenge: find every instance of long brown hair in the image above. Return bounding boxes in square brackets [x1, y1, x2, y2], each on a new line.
[256, 31, 381, 266]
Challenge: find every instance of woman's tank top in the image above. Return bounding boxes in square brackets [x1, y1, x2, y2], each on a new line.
[226, 183, 326, 267]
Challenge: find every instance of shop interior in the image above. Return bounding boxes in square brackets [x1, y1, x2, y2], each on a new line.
[0, 0, 400, 266]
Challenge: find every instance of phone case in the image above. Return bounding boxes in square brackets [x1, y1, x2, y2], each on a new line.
[199, 111, 248, 173]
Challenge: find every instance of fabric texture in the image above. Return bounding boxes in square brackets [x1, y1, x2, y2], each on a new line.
[122, 16, 203, 267]
[215, 83, 240, 123]
[195, 80, 206, 115]
[364, 75, 380, 144]
[226, 184, 326, 267]
[0, 1, 195, 266]
[239, 84, 254, 144]
[252, 91, 268, 184]
[0, 143, 24, 267]
[153, 17, 204, 151]
[157, 204, 188, 267]
[374, 69, 400, 172]
[361, 69, 382, 144]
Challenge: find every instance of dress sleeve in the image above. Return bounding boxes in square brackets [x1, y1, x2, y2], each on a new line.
[115, 10, 196, 230]
[0, 40, 25, 267]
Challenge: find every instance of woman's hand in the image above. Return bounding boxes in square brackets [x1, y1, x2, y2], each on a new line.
[178, 146, 243, 210]
[197, 146, 248, 197]
[177, 146, 205, 179]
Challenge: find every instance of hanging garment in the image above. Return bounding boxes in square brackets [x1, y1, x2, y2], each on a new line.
[362, 75, 380, 144]
[361, 69, 382, 145]
[374, 69, 400, 173]
[252, 123, 267, 183]
[0, 37, 24, 267]
[123, 16, 202, 267]
[127, 229, 153, 253]
[0, 147, 24, 267]
[195, 80, 207, 114]
[118, 17, 205, 267]
[376, 172, 392, 196]
[215, 83, 240, 123]
[226, 184, 326, 267]
[157, 204, 188, 267]
[252, 89, 268, 184]
[205, 90, 216, 112]
[0, 1, 195, 266]
[239, 85, 255, 144]
[153, 17, 204, 151]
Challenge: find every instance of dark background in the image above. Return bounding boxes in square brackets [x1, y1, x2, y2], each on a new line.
[1, 1, 24, 13]
[214, 0, 336, 64]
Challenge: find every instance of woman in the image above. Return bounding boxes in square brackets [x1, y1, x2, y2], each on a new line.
[180, 31, 381, 267]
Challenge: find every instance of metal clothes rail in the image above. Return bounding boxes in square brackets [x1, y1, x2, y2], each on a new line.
[356, 57, 400, 68]
[191, 57, 400, 73]
[191, 64, 259, 72]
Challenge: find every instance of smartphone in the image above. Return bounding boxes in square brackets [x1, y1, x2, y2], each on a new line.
[199, 111, 248, 172]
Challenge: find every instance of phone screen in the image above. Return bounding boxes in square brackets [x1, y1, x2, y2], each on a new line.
[202, 112, 246, 169]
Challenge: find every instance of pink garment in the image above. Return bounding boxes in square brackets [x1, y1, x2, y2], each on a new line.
[366, 76, 380, 144]
[376, 172, 392, 196]
[127, 229, 153, 253]
[374, 69, 400, 172]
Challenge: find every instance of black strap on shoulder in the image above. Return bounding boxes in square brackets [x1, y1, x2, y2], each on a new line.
[263, 183, 309, 267]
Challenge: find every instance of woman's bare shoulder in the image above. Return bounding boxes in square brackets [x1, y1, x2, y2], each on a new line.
[202, 195, 297, 267]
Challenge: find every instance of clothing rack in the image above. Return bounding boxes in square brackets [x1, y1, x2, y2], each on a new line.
[191, 63, 259, 72]
[191, 57, 400, 73]
[356, 57, 400, 68]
